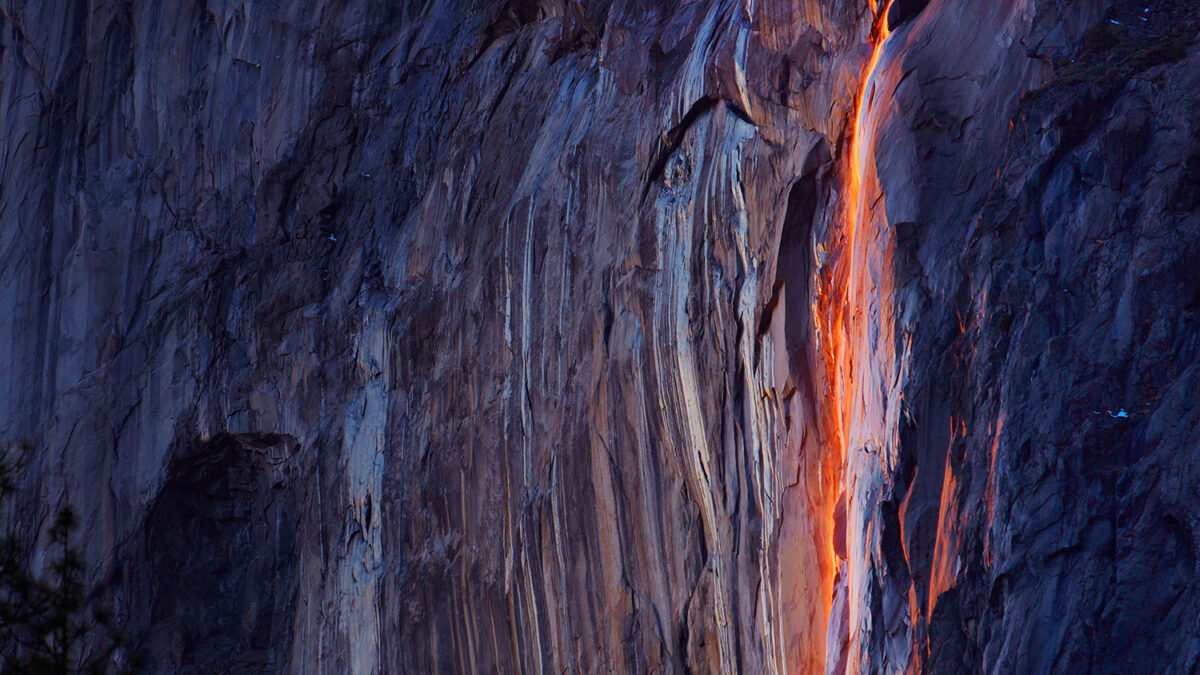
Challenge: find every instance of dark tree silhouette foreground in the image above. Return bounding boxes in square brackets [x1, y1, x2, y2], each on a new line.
[0, 444, 131, 673]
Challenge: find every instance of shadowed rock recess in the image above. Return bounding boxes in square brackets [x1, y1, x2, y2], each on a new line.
[2, 0, 1199, 671]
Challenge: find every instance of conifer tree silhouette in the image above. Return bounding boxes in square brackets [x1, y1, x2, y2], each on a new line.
[0, 444, 132, 673]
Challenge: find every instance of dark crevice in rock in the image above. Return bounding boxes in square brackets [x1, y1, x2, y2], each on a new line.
[724, 100, 755, 127]
[641, 95, 720, 202]
[778, 56, 792, 106]
[472, 0, 544, 68]
[769, 139, 828, 390]
[888, 0, 931, 31]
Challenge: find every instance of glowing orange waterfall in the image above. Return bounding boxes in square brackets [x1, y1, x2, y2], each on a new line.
[812, 1, 898, 671]
[831, 0, 894, 476]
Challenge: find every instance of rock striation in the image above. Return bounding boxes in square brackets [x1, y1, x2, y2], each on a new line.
[1, 0, 1198, 671]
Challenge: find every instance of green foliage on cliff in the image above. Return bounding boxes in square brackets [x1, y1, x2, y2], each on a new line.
[0, 444, 132, 673]
[1034, 1, 1198, 98]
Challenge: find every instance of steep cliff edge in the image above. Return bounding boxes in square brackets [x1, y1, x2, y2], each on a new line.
[1, 0, 1198, 671]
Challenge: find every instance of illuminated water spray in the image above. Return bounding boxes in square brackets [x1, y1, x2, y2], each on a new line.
[813, 1, 898, 671]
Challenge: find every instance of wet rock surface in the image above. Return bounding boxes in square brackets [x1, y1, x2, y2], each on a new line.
[1, 0, 1198, 671]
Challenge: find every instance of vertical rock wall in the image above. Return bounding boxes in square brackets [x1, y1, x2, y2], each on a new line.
[2, 0, 1198, 671]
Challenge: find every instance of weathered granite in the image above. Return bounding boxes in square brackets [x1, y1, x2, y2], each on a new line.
[1, 0, 1197, 671]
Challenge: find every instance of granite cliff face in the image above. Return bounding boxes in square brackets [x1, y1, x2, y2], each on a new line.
[2, 0, 1199, 671]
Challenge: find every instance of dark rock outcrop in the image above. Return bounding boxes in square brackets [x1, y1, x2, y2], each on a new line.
[135, 433, 306, 672]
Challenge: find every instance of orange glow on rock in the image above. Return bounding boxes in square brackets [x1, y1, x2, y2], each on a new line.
[809, 1, 898, 672]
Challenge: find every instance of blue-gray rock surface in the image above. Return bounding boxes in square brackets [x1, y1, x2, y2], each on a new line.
[1, 0, 1198, 671]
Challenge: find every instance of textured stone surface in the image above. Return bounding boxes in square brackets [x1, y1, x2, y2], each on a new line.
[1, 0, 1198, 671]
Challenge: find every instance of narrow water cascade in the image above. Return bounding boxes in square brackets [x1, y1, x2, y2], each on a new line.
[813, 1, 906, 671]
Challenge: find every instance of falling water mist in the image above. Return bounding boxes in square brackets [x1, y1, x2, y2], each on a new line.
[810, 1, 908, 671]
